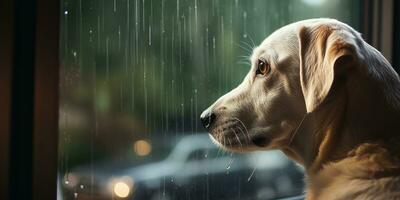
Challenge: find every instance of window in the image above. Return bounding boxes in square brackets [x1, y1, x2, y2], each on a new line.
[58, 0, 360, 199]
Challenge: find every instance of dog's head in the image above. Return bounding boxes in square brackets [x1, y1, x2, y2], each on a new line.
[201, 19, 360, 153]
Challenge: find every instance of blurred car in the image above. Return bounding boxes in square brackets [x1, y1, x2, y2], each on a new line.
[62, 134, 304, 200]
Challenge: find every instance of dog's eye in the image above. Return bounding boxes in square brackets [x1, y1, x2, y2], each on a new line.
[256, 59, 270, 76]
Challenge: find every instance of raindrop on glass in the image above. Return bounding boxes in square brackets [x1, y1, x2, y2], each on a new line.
[247, 167, 257, 182]
[212, 37, 216, 49]
[243, 11, 248, 38]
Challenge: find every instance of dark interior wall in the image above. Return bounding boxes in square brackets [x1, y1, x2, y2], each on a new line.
[360, 0, 396, 69]
[0, 0, 13, 199]
[9, 0, 36, 198]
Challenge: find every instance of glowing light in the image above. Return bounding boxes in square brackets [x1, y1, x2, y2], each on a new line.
[134, 140, 152, 156]
[64, 173, 79, 188]
[113, 182, 130, 198]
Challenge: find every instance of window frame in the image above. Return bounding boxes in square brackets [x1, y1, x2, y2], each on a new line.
[0, 0, 59, 199]
[360, 0, 396, 69]
[1, 0, 398, 199]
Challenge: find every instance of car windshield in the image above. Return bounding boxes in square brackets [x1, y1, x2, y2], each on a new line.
[58, 0, 360, 199]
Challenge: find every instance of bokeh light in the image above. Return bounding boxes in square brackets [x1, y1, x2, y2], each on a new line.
[133, 140, 152, 156]
[113, 182, 130, 198]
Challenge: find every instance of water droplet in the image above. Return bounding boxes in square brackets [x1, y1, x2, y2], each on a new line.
[213, 37, 216, 49]
[74, 192, 78, 198]
[65, 180, 69, 185]
[247, 167, 257, 182]
[226, 155, 235, 174]
[243, 11, 248, 38]
[204, 153, 208, 158]
[64, 11, 68, 15]
[80, 184, 84, 189]
[148, 25, 152, 46]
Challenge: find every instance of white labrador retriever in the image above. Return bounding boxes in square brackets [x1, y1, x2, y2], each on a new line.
[201, 18, 400, 199]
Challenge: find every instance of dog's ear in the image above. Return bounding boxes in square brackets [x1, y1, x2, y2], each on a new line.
[298, 24, 358, 113]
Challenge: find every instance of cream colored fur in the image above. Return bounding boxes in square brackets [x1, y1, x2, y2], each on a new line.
[202, 18, 400, 199]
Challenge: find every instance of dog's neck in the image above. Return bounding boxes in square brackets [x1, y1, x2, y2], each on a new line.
[289, 76, 400, 200]
[282, 94, 347, 171]
[283, 60, 400, 174]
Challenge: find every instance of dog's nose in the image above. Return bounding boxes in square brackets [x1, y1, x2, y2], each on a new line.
[200, 109, 216, 130]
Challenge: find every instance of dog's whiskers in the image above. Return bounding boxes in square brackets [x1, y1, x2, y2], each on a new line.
[234, 42, 253, 54]
[233, 117, 250, 139]
[237, 61, 251, 66]
[240, 40, 255, 52]
[237, 125, 250, 145]
[216, 145, 222, 158]
[231, 128, 243, 151]
[238, 55, 250, 58]
[237, 55, 251, 63]
[246, 34, 257, 49]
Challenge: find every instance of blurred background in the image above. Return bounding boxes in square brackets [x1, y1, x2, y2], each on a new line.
[58, 0, 361, 199]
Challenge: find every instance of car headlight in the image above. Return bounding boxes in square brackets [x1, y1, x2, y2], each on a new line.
[109, 176, 134, 198]
[114, 182, 130, 198]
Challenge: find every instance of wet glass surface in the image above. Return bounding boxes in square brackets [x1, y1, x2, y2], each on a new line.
[58, 0, 360, 199]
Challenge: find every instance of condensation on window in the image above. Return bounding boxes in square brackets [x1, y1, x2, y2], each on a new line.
[58, 0, 359, 199]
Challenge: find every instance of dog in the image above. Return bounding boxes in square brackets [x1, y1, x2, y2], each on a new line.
[200, 18, 400, 199]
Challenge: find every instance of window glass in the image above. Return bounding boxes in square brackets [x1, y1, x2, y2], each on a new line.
[59, 0, 360, 199]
